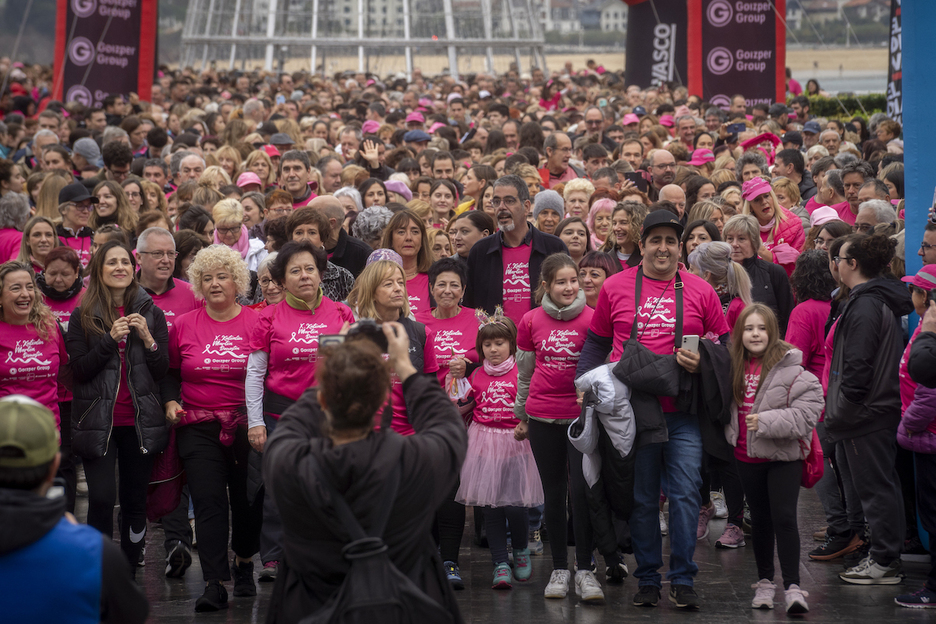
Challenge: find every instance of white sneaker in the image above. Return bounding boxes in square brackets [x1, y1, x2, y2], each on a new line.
[840, 556, 904, 585]
[575, 570, 605, 602]
[660, 510, 668, 536]
[711, 491, 728, 519]
[751, 578, 776, 609]
[544, 569, 571, 599]
[785, 584, 809, 614]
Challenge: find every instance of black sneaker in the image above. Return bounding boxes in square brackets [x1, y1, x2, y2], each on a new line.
[842, 540, 871, 568]
[606, 561, 629, 585]
[633, 585, 661, 607]
[194, 580, 229, 612]
[809, 532, 860, 561]
[165, 542, 192, 578]
[232, 558, 257, 597]
[669, 584, 701, 609]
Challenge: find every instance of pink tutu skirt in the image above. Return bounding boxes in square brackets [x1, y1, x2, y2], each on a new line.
[456, 421, 544, 508]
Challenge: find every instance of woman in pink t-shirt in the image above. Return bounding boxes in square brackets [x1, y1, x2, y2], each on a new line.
[246, 240, 354, 581]
[380, 210, 434, 317]
[16, 215, 59, 275]
[514, 254, 623, 600]
[786, 250, 836, 380]
[164, 245, 262, 611]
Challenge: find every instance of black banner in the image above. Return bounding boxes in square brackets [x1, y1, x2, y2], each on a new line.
[54, 0, 157, 106]
[691, 0, 783, 108]
[887, 0, 902, 125]
[625, 0, 689, 89]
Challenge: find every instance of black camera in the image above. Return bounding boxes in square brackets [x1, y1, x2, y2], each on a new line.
[319, 319, 388, 353]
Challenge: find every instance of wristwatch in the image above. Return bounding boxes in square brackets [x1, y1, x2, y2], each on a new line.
[148, 341, 158, 352]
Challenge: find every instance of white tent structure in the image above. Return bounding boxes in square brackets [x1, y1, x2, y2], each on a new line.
[180, 0, 547, 78]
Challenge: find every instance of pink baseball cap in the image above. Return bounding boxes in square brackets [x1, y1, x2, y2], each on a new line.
[809, 206, 840, 228]
[405, 111, 425, 124]
[261, 145, 281, 158]
[686, 149, 714, 166]
[741, 177, 772, 201]
[622, 113, 639, 126]
[428, 122, 447, 134]
[236, 172, 262, 188]
[659, 114, 674, 127]
[361, 120, 381, 134]
[902, 264, 936, 291]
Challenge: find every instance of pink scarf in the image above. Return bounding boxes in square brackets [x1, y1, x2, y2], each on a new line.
[483, 355, 515, 377]
[758, 217, 776, 233]
[215, 224, 250, 259]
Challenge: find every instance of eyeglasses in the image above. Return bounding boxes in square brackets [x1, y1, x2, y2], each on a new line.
[138, 251, 179, 259]
[833, 255, 852, 264]
[69, 202, 93, 213]
[216, 226, 241, 235]
[653, 163, 676, 170]
[125, 191, 141, 199]
[259, 277, 280, 288]
[490, 196, 520, 208]
[813, 237, 832, 248]
[267, 207, 291, 216]
[922, 242, 936, 251]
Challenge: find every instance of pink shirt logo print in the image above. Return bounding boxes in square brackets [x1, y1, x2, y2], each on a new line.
[289, 322, 330, 359]
[7, 338, 53, 368]
[479, 379, 516, 421]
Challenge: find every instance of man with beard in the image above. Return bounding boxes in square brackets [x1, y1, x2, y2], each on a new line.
[648, 150, 676, 201]
[464, 175, 567, 323]
[278, 150, 318, 209]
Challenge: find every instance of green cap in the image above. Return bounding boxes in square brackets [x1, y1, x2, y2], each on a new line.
[0, 395, 59, 469]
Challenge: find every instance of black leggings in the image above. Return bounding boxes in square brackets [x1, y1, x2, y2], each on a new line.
[176, 422, 262, 582]
[484, 506, 529, 565]
[57, 401, 77, 514]
[83, 425, 154, 567]
[434, 480, 466, 564]
[736, 459, 802, 589]
[700, 451, 745, 526]
[528, 418, 604, 571]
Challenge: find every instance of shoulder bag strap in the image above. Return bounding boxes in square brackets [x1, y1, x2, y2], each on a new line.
[306, 434, 403, 541]
[629, 266, 644, 340]
[674, 272, 684, 351]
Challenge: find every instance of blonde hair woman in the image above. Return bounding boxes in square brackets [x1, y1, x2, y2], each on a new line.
[211, 198, 267, 271]
[198, 166, 233, 191]
[562, 178, 595, 219]
[34, 170, 73, 222]
[214, 145, 242, 182]
[244, 149, 276, 189]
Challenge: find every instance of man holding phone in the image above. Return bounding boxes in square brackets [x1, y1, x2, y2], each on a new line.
[576, 210, 730, 610]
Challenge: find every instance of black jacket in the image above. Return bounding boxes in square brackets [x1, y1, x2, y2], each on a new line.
[326, 228, 372, 278]
[909, 331, 936, 388]
[66, 288, 170, 459]
[263, 374, 467, 623]
[825, 277, 914, 442]
[741, 254, 795, 335]
[463, 226, 568, 315]
[798, 170, 818, 201]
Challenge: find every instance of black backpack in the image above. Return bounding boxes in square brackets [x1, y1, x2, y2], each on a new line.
[298, 435, 454, 624]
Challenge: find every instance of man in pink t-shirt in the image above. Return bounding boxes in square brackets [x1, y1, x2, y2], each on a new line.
[464, 175, 567, 324]
[575, 210, 730, 609]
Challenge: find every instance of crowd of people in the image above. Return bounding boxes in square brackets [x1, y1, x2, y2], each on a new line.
[1, 56, 936, 621]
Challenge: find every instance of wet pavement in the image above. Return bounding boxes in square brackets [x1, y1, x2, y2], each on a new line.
[75, 487, 933, 623]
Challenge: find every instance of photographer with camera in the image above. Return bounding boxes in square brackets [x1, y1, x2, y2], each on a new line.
[346, 255, 439, 436]
[245, 240, 355, 583]
[263, 323, 467, 622]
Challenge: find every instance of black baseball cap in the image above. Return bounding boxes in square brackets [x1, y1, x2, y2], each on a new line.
[782, 131, 803, 147]
[58, 182, 99, 205]
[641, 209, 684, 239]
[769, 103, 793, 117]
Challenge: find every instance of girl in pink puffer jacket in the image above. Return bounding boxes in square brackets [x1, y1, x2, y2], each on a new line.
[726, 303, 823, 615]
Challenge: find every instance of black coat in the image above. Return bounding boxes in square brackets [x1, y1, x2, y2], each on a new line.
[263, 374, 467, 624]
[741, 254, 795, 334]
[66, 288, 170, 459]
[909, 331, 936, 388]
[327, 227, 373, 279]
[463, 226, 568, 315]
[825, 277, 914, 443]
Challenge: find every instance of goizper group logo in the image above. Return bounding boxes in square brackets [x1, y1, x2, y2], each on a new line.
[72, 0, 97, 18]
[68, 37, 95, 66]
[707, 47, 733, 75]
[707, 0, 733, 27]
[66, 85, 93, 107]
[709, 94, 731, 109]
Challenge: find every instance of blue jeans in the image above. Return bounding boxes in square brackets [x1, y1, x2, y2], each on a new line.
[631, 412, 703, 588]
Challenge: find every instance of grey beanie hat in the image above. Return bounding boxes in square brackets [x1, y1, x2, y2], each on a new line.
[532, 189, 565, 222]
[73, 137, 103, 168]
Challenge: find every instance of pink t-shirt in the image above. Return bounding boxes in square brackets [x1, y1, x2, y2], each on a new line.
[43, 290, 84, 332]
[150, 279, 202, 329]
[785, 299, 831, 380]
[0, 228, 22, 262]
[59, 234, 92, 268]
[468, 364, 519, 429]
[416, 306, 480, 385]
[899, 326, 922, 416]
[735, 359, 769, 464]
[501, 243, 532, 323]
[831, 201, 856, 226]
[170, 306, 259, 412]
[517, 306, 594, 419]
[590, 266, 729, 411]
[388, 328, 440, 436]
[819, 318, 838, 419]
[406, 272, 430, 317]
[0, 322, 67, 425]
[724, 297, 745, 334]
[249, 298, 355, 403]
[113, 306, 135, 427]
